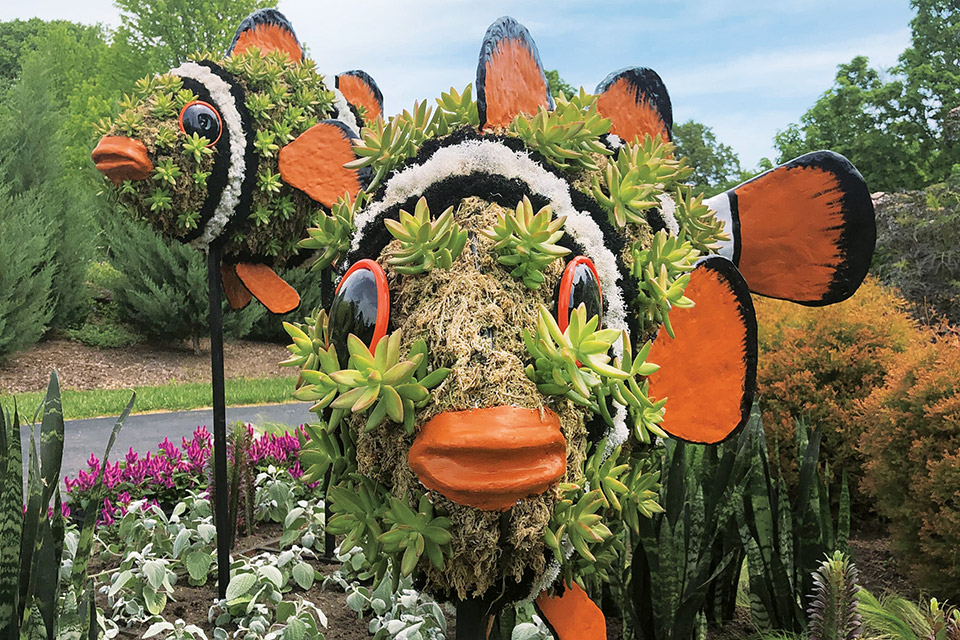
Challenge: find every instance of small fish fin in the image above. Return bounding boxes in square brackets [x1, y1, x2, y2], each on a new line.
[595, 67, 672, 144]
[535, 582, 606, 640]
[226, 9, 303, 62]
[476, 16, 554, 130]
[647, 256, 757, 444]
[705, 150, 875, 306]
[278, 120, 364, 208]
[220, 263, 252, 310]
[234, 263, 300, 314]
[336, 70, 384, 122]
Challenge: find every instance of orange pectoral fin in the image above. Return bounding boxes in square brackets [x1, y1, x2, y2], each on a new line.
[476, 16, 553, 130]
[535, 582, 606, 640]
[595, 67, 673, 144]
[647, 256, 757, 444]
[721, 150, 876, 306]
[220, 263, 252, 310]
[336, 70, 384, 122]
[278, 120, 363, 208]
[234, 263, 300, 314]
[227, 9, 303, 62]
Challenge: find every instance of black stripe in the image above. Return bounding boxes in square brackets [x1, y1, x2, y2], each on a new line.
[728, 189, 742, 266]
[196, 61, 259, 249]
[475, 16, 554, 129]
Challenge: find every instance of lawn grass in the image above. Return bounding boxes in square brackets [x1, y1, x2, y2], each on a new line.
[0, 376, 298, 420]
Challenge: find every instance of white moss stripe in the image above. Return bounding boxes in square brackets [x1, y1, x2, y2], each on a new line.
[172, 62, 247, 251]
[704, 192, 736, 261]
[656, 193, 680, 237]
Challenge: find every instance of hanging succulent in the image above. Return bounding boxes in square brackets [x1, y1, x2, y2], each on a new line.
[299, 191, 366, 271]
[484, 196, 571, 289]
[384, 197, 468, 274]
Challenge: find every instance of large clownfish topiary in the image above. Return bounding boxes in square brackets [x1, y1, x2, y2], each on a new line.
[280, 14, 876, 637]
[92, 9, 383, 314]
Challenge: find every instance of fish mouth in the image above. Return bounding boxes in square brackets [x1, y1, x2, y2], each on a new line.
[408, 406, 566, 511]
[92, 136, 153, 185]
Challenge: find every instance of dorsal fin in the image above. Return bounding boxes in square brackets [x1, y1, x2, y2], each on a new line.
[595, 67, 672, 144]
[476, 16, 554, 130]
[647, 256, 757, 444]
[278, 120, 363, 208]
[703, 150, 876, 306]
[226, 9, 303, 62]
[336, 70, 384, 122]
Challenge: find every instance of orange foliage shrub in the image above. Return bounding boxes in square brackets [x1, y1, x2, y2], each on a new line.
[754, 278, 923, 500]
[858, 338, 960, 597]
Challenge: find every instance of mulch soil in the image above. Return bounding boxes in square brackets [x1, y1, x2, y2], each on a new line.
[0, 337, 295, 394]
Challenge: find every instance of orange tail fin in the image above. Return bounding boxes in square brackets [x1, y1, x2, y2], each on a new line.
[705, 150, 875, 306]
[234, 263, 300, 314]
[476, 16, 553, 130]
[226, 9, 303, 62]
[595, 67, 673, 144]
[647, 256, 757, 444]
[535, 582, 606, 640]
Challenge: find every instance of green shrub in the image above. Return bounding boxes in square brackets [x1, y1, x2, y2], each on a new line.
[64, 321, 141, 349]
[857, 337, 960, 598]
[105, 214, 265, 351]
[0, 187, 53, 358]
[754, 278, 924, 508]
[872, 185, 960, 325]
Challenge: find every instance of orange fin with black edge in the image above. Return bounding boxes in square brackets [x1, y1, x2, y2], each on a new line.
[226, 9, 303, 62]
[595, 67, 673, 144]
[336, 70, 384, 122]
[647, 256, 757, 444]
[535, 582, 606, 640]
[235, 263, 300, 314]
[220, 263, 252, 310]
[476, 16, 554, 130]
[278, 120, 364, 208]
[704, 150, 876, 306]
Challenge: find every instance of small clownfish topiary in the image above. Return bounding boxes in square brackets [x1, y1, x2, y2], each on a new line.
[92, 8, 383, 315]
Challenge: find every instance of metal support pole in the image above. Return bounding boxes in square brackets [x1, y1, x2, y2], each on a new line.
[320, 269, 336, 559]
[207, 246, 230, 600]
[456, 600, 486, 640]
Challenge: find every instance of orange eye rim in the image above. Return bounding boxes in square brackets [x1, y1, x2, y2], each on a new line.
[178, 100, 223, 145]
[557, 256, 603, 333]
[330, 259, 391, 353]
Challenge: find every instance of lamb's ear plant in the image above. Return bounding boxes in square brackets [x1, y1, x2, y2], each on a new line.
[484, 196, 571, 289]
[385, 197, 467, 274]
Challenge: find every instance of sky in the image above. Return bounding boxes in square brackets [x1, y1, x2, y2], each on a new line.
[1, 0, 915, 169]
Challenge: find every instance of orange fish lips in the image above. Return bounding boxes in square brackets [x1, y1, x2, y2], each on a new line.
[408, 406, 567, 512]
[91, 136, 153, 185]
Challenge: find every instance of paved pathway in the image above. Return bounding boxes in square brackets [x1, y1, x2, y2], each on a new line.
[56, 402, 315, 481]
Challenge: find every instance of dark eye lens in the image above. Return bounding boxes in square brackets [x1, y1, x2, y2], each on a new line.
[555, 256, 602, 332]
[179, 101, 222, 144]
[328, 259, 390, 359]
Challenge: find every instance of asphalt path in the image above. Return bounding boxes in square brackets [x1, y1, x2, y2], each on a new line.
[39, 402, 316, 484]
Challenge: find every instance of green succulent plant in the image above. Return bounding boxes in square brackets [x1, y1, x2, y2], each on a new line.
[384, 197, 467, 274]
[632, 230, 698, 337]
[433, 84, 480, 135]
[544, 482, 612, 565]
[591, 135, 692, 228]
[509, 88, 612, 171]
[349, 102, 440, 192]
[151, 157, 181, 187]
[484, 196, 571, 289]
[673, 185, 729, 254]
[300, 191, 365, 270]
[379, 495, 454, 577]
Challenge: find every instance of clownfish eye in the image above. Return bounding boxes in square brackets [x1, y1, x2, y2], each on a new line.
[179, 101, 222, 144]
[328, 259, 390, 358]
[555, 256, 602, 332]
